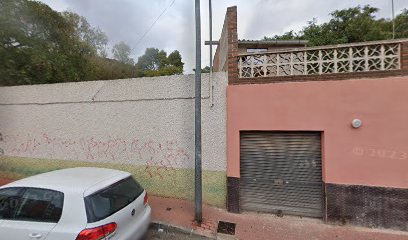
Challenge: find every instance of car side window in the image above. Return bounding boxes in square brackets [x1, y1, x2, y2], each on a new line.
[0, 188, 24, 220]
[14, 188, 64, 223]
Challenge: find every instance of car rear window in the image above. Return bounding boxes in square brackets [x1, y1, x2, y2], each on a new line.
[84, 176, 144, 223]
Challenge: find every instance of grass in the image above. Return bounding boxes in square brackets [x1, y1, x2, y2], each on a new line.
[0, 156, 226, 208]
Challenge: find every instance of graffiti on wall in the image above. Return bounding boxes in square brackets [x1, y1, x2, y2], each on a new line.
[0, 133, 3, 156]
[0, 132, 192, 179]
[352, 146, 408, 160]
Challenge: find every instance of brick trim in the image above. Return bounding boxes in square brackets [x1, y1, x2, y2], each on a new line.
[226, 6, 238, 85]
[401, 42, 408, 70]
[326, 183, 408, 231]
[232, 69, 408, 85]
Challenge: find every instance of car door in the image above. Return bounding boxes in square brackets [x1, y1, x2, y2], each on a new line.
[0, 187, 64, 240]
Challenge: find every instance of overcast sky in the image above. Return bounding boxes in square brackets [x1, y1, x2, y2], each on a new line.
[38, 0, 408, 73]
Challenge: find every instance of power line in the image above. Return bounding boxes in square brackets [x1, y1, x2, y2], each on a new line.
[132, 0, 176, 52]
[392, 0, 395, 39]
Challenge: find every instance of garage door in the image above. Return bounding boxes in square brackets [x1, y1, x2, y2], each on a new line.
[240, 131, 323, 218]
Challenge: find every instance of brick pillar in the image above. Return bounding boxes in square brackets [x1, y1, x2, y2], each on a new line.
[401, 42, 408, 70]
[226, 6, 238, 85]
[225, 6, 240, 213]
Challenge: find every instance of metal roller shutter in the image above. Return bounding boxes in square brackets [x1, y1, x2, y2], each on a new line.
[240, 131, 323, 218]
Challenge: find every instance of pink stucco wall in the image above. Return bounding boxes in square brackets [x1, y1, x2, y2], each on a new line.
[227, 77, 408, 189]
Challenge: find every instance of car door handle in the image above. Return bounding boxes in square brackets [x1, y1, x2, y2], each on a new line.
[29, 233, 42, 239]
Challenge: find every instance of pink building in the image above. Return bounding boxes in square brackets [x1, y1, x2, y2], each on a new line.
[213, 6, 408, 232]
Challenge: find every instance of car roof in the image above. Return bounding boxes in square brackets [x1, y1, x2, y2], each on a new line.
[2, 167, 131, 194]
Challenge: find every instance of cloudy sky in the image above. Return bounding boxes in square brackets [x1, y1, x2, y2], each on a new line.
[38, 0, 408, 73]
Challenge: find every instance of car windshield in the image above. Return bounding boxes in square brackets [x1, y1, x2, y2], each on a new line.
[84, 176, 144, 223]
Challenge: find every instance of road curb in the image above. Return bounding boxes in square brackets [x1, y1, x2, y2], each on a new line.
[150, 221, 216, 239]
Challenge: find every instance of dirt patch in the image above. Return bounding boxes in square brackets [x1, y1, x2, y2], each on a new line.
[0, 178, 15, 186]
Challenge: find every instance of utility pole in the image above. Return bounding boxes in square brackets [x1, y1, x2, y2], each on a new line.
[392, 0, 395, 39]
[209, 0, 214, 107]
[194, 0, 203, 223]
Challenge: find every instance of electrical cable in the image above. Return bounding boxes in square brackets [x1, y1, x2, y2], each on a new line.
[131, 0, 176, 52]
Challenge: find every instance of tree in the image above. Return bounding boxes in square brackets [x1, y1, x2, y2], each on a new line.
[62, 11, 108, 57]
[263, 30, 300, 41]
[112, 41, 134, 65]
[264, 5, 408, 46]
[86, 56, 135, 80]
[0, 0, 90, 85]
[193, 66, 211, 73]
[0, 0, 136, 86]
[201, 66, 211, 73]
[135, 48, 184, 77]
[167, 50, 184, 69]
[395, 9, 408, 38]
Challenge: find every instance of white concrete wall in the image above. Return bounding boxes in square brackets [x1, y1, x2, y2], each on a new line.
[0, 73, 227, 172]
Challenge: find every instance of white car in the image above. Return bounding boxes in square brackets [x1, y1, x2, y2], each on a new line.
[0, 167, 151, 240]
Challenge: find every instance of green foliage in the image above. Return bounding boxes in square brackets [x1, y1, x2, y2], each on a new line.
[62, 11, 109, 57]
[0, 0, 135, 86]
[263, 30, 301, 41]
[264, 5, 408, 46]
[193, 66, 211, 73]
[395, 9, 408, 38]
[200, 66, 211, 73]
[0, 0, 88, 85]
[0, 0, 186, 85]
[135, 48, 184, 77]
[85, 56, 135, 81]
